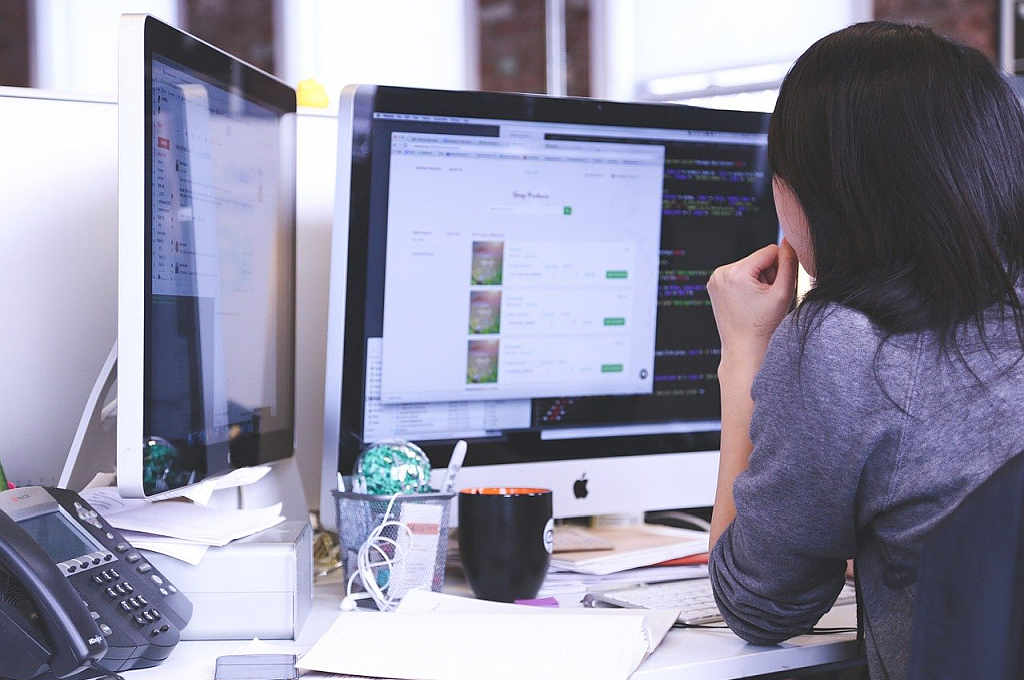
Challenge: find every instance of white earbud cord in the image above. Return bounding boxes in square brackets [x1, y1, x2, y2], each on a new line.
[341, 494, 413, 612]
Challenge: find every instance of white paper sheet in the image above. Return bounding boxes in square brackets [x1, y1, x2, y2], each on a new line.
[297, 591, 680, 680]
[397, 590, 680, 653]
[80, 486, 149, 516]
[125, 531, 211, 565]
[152, 465, 273, 505]
[105, 501, 285, 547]
[539, 564, 709, 598]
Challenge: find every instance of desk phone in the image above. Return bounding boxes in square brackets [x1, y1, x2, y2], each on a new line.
[0, 486, 192, 679]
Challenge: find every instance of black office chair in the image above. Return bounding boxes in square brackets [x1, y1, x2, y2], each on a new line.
[908, 450, 1024, 680]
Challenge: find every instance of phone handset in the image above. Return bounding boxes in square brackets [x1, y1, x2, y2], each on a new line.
[0, 510, 107, 678]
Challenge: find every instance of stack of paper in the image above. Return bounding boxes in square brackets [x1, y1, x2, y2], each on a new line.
[539, 564, 708, 599]
[297, 590, 681, 680]
[80, 485, 285, 565]
[550, 524, 709, 576]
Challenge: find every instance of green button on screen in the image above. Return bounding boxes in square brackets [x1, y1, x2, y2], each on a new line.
[605, 270, 628, 279]
[601, 363, 624, 373]
[603, 317, 625, 326]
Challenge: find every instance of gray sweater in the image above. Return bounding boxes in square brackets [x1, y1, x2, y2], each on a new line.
[708, 302, 1024, 680]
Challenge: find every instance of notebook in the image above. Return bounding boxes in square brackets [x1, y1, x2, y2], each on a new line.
[552, 525, 615, 552]
[550, 525, 709, 575]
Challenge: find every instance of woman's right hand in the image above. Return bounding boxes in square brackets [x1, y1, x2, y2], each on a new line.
[707, 239, 799, 371]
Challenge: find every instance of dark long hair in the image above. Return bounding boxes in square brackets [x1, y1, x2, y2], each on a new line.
[769, 22, 1024, 351]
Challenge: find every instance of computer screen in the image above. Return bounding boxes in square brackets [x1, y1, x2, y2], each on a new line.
[118, 16, 296, 498]
[331, 87, 777, 492]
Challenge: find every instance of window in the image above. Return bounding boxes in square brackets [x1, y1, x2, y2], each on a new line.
[592, 0, 871, 112]
[32, 0, 180, 97]
[276, 0, 472, 107]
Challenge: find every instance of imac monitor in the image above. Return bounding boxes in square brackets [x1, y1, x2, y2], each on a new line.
[118, 15, 296, 498]
[323, 86, 776, 521]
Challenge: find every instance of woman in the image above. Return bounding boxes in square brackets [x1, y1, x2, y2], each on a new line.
[706, 22, 1024, 680]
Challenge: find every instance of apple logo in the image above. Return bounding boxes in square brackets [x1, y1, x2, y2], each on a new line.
[573, 473, 589, 499]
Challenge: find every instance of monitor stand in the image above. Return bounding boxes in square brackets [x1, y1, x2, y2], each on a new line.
[60, 342, 307, 521]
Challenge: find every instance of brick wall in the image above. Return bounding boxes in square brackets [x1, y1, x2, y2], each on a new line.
[478, 1, 1003, 97]
[0, 0, 30, 87]
[183, 0, 276, 74]
[875, 0, 999, 60]
[0, 2, 1003, 94]
[479, 0, 547, 93]
[478, 0, 590, 95]
[565, 0, 591, 96]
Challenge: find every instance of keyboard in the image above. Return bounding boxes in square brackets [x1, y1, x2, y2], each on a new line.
[592, 578, 857, 625]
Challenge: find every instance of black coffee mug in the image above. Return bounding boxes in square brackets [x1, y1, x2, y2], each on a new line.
[458, 487, 553, 602]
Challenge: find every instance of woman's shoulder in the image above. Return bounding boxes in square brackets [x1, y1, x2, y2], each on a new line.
[758, 302, 915, 404]
[769, 301, 890, 364]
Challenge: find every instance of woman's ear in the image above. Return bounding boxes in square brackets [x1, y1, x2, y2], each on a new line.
[772, 177, 815, 278]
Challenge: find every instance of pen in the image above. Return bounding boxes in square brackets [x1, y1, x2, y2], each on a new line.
[337, 471, 346, 493]
[441, 440, 468, 494]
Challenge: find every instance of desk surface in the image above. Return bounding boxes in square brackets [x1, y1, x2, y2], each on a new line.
[126, 578, 860, 680]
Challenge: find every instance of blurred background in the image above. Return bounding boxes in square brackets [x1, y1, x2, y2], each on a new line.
[1, 0, 1020, 111]
[1, 0, 1021, 501]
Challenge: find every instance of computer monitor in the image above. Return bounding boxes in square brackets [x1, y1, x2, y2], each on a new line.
[117, 15, 297, 498]
[321, 85, 776, 524]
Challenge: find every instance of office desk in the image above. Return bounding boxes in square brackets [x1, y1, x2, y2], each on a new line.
[127, 579, 860, 680]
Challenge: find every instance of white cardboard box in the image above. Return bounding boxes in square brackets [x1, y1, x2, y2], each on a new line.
[143, 521, 313, 640]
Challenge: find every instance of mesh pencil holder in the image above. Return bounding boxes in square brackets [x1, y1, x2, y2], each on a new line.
[332, 484, 455, 599]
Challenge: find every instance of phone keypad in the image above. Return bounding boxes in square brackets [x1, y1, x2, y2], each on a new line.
[118, 593, 144, 610]
[42, 489, 186, 657]
[133, 609, 162, 626]
[72, 529, 180, 647]
[97, 568, 120, 583]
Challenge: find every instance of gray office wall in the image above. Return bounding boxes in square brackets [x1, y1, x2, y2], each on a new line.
[0, 88, 338, 507]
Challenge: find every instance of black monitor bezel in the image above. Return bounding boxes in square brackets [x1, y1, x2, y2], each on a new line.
[339, 85, 773, 474]
[142, 17, 297, 492]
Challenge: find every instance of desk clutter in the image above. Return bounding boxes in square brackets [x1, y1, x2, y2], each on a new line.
[316, 439, 701, 679]
[444, 524, 710, 602]
[543, 524, 710, 598]
[332, 439, 465, 612]
[80, 474, 287, 565]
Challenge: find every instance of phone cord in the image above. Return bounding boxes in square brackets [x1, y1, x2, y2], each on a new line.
[88, 662, 125, 680]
